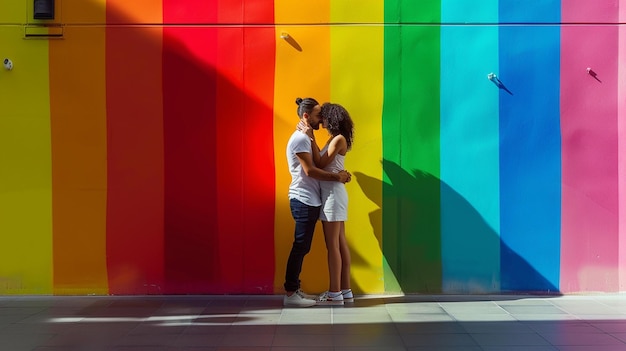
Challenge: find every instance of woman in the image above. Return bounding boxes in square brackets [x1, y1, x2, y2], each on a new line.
[301, 102, 355, 305]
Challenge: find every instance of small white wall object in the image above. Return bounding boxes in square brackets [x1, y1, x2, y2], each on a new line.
[3, 58, 13, 70]
[586, 67, 600, 81]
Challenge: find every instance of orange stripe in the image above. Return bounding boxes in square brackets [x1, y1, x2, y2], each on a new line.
[49, 1, 108, 294]
[273, 0, 331, 293]
[106, 0, 163, 23]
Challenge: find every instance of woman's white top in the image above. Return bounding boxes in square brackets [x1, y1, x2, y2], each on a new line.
[319, 143, 348, 221]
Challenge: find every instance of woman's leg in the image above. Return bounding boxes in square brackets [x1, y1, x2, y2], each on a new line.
[338, 221, 351, 290]
[322, 220, 342, 292]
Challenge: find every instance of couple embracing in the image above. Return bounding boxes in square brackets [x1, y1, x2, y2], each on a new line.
[283, 97, 355, 307]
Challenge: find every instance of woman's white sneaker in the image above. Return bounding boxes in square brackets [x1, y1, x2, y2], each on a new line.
[316, 291, 344, 305]
[341, 289, 354, 303]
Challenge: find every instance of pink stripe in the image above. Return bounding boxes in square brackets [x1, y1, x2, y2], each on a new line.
[561, 0, 620, 22]
[560, 5, 620, 292]
[619, 1, 626, 289]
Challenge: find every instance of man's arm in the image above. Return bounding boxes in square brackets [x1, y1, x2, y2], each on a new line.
[296, 152, 349, 183]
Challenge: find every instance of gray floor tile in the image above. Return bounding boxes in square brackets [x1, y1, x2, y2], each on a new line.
[401, 333, 478, 347]
[0, 294, 625, 350]
[541, 332, 624, 346]
[471, 332, 551, 346]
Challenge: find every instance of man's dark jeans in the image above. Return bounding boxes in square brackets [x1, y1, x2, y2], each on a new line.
[284, 198, 321, 292]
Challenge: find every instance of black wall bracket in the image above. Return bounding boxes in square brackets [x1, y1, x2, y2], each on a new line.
[33, 0, 55, 20]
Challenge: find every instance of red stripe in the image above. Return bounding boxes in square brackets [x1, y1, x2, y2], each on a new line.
[215, 26, 245, 292]
[163, 0, 220, 293]
[163, 0, 217, 23]
[161, 0, 275, 293]
[244, 0, 275, 23]
[213, 2, 276, 293]
[105, 11, 165, 294]
[212, 2, 276, 293]
[241, 26, 276, 293]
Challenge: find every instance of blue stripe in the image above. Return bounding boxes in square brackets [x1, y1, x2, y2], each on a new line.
[499, 0, 562, 23]
[499, 1, 561, 292]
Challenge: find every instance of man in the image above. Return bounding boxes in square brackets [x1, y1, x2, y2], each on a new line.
[283, 97, 351, 307]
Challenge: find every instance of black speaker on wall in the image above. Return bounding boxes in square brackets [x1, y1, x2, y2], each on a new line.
[34, 0, 55, 20]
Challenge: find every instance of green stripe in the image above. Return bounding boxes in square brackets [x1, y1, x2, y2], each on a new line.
[383, 1, 441, 293]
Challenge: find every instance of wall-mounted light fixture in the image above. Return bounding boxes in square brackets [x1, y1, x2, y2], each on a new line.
[34, 0, 55, 20]
[3, 59, 13, 71]
[487, 72, 513, 95]
[586, 67, 601, 82]
[279, 32, 302, 52]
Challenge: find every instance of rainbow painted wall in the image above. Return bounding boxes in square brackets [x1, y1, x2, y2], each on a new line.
[0, 0, 624, 295]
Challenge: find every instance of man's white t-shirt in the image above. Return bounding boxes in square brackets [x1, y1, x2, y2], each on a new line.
[286, 131, 321, 207]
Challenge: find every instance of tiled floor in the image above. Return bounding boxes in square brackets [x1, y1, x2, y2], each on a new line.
[2, 294, 626, 350]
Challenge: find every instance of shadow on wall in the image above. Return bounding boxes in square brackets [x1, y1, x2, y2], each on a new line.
[354, 159, 561, 295]
[109, 4, 276, 294]
[51, 2, 276, 294]
[51, 2, 561, 295]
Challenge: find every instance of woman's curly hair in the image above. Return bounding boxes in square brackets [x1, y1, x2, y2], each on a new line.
[320, 103, 354, 150]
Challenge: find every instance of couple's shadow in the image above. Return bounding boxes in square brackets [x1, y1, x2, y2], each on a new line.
[351, 159, 559, 295]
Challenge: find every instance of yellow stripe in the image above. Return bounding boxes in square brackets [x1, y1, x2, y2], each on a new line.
[330, 1, 386, 293]
[0, 1, 25, 23]
[0, 24, 52, 294]
[274, 0, 331, 293]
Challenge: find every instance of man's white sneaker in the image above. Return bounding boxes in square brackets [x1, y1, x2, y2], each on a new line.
[316, 291, 344, 305]
[295, 288, 317, 300]
[284, 292, 316, 307]
[341, 289, 354, 303]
